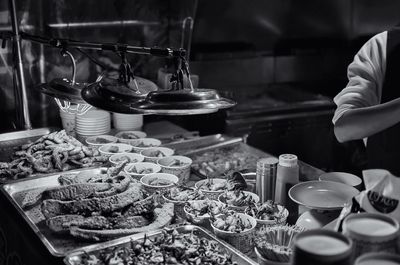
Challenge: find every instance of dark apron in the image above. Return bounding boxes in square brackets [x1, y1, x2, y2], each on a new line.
[367, 25, 400, 176]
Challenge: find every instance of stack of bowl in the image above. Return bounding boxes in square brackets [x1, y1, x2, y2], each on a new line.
[76, 110, 111, 139]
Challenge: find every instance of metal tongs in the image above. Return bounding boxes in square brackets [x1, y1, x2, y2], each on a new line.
[228, 170, 255, 190]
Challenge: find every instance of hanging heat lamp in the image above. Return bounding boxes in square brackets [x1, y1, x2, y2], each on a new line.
[21, 32, 235, 115]
[129, 56, 236, 115]
[81, 51, 158, 113]
[37, 49, 92, 115]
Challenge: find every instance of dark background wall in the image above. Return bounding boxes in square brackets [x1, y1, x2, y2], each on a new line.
[0, 1, 399, 173]
[190, 0, 400, 95]
[1, 0, 400, 126]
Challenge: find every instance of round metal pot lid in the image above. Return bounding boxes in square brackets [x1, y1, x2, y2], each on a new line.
[81, 84, 143, 114]
[93, 76, 158, 99]
[130, 89, 236, 115]
[145, 88, 221, 103]
[37, 78, 87, 104]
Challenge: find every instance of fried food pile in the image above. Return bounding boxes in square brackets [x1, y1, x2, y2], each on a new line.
[0, 130, 108, 182]
[33, 163, 174, 241]
[191, 145, 260, 178]
[212, 212, 253, 233]
[245, 201, 286, 221]
[78, 228, 238, 265]
[222, 190, 256, 207]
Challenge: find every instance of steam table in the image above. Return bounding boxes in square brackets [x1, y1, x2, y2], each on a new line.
[0, 121, 324, 265]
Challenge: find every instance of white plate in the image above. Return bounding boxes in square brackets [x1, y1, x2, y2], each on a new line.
[318, 172, 362, 188]
[77, 127, 111, 132]
[76, 128, 111, 133]
[77, 130, 111, 135]
[78, 110, 110, 119]
[289, 180, 360, 211]
[76, 122, 110, 126]
[76, 119, 111, 124]
[78, 131, 111, 136]
[75, 125, 111, 131]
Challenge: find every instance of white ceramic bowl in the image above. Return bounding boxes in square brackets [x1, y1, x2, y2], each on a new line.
[109, 153, 145, 166]
[140, 173, 179, 193]
[158, 156, 192, 184]
[129, 138, 162, 153]
[162, 187, 202, 218]
[85, 135, 118, 147]
[184, 200, 227, 228]
[141, 147, 175, 163]
[124, 162, 161, 180]
[218, 191, 260, 212]
[115, 131, 147, 144]
[244, 204, 289, 228]
[211, 212, 257, 254]
[319, 172, 362, 189]
[98, 143, 132, 157]
[195, 178, 228, 200]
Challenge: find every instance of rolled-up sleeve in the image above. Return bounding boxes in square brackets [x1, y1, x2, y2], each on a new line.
[333, 31, 387, 124]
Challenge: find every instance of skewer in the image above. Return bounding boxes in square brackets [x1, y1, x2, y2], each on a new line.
[256, 224, 304, 262]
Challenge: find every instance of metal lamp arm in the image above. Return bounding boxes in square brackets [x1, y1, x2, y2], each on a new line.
[19, 31, 186, 58]
[60, 49, 76, 85]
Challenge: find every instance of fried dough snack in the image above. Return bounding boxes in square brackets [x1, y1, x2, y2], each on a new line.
[0, 130, 108, 182]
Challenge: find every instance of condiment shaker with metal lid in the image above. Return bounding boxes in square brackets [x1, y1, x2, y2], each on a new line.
[275, 154, 299, 224]
[256, 157, 279, 203]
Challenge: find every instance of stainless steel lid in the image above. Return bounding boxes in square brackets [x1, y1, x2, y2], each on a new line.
[130, 88, 236, 115]
[81, 76, 158, 114]
[37, 78, 87, 104]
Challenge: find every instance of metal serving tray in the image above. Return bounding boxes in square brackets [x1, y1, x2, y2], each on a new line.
[164, 134, 243, 156]
[64, 225, 257, 265]
[0, 167, 108, 257]
[187, 139, 324, 181]
[0, 127, 55, 162]
[188, 141, 268, 179]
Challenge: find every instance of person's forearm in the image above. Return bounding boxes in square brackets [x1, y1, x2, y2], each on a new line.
[334, 97, 400, 142]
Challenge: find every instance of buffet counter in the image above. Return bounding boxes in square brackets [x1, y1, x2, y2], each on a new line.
[0, 122, 324, 265]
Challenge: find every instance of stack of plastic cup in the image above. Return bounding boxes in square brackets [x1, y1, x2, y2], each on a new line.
[75, 110, 111, 139]
[59, 109, 76, 136]
[113, 113, 143, 130]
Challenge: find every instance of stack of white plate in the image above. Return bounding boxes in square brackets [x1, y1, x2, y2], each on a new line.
[76, 110, 111, 136]
[113, 113, 143, 130]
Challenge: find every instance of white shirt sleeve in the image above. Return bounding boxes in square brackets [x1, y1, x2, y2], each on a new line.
[332, 31, 387, 124]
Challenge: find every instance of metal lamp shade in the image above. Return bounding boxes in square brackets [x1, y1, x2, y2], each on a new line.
[130, 88, 236, 115]
[37, 78, 87, 104]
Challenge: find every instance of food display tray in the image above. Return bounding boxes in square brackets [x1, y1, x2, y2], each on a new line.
[63, 225, 258, 265]
[0, 127, 55, 162]
[0, 167, 108, 257]
[188, 140, 269, 179]
[187, 139, 324, 181]
[164, 134, 243, 156]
